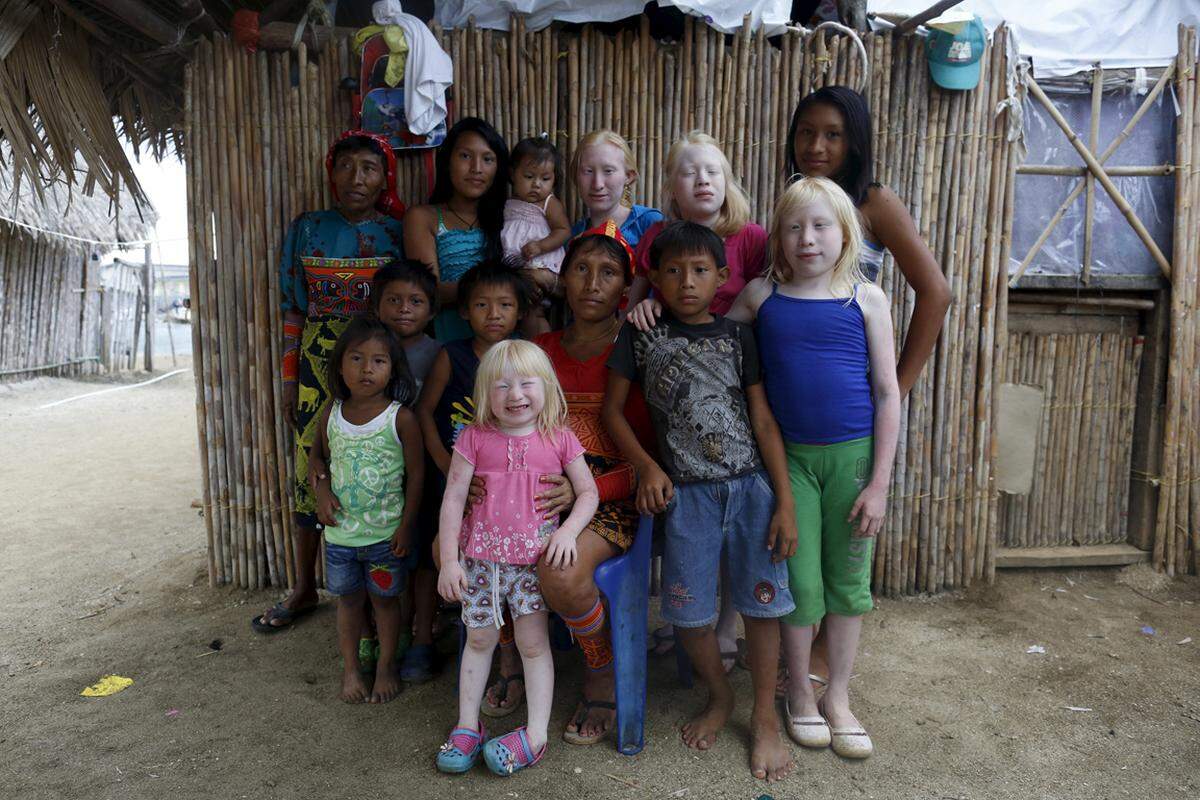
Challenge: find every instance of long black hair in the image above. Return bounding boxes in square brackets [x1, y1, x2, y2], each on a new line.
[327, 316, 416, 406]
[429, 117, 509, 260]
[785, 86, 874, 206]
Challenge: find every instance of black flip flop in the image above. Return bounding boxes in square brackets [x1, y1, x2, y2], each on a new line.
[480, 672, 525, 718]
[250, 602, 316, 634]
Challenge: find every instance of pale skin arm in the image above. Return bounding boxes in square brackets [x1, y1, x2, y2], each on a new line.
[542, 454, 600, 570]
[848, 282, 901, 537]
[866, 186, 951, 396]
[436, 450, 475, 602]
[624, 275, 652, 317]
[626, 275, 768, 330]
[390, 408, 425, 557]
[602, 370, 673, 515]
[745, 381, 798, 561]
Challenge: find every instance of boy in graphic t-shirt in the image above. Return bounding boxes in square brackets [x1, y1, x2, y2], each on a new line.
[602, 221, 798, 781]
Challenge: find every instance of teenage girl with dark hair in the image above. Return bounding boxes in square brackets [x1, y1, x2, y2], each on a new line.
[404, 117, 511, 342]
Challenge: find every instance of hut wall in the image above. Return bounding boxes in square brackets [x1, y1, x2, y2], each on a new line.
[0, 226, 102, 381]
[1155, 27, 1200, 575]
[184, 21, 1019, 593]
[997, 318, 1143, 548]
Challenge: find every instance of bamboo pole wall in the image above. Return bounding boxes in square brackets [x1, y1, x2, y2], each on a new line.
[185, 20, 1018, 594]
[998, 328, 1143, 547]
[1156, 26, 1200, 576]
[0, 227, 102, 381]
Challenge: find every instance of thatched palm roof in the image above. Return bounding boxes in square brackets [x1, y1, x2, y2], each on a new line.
[1, 155, 156, 246]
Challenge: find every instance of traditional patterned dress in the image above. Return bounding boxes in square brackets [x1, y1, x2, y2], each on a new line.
[534, 329, 654, 550]
[279, 209, 405, 524]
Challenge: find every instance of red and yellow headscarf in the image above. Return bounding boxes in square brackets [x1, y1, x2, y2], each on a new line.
[573, 220, 635, 282]
[324, 130, 405, 220]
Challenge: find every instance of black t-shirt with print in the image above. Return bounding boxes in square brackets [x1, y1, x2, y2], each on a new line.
[607, 313, 762, 482]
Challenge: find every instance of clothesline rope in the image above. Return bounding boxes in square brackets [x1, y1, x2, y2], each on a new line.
[0, 213, 186, 248]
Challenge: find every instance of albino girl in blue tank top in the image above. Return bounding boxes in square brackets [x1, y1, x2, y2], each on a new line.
[723, 177, 900, 761]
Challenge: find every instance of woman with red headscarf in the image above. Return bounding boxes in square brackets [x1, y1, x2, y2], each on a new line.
[253, 131, 407, 633]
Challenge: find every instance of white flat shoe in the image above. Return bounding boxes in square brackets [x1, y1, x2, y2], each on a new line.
[818, 698, 873, 759]
[829, 725, 873, 759]
[784, 697, 831, 748]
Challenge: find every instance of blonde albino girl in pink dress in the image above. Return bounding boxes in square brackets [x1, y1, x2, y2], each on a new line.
[435, 340, 598, 777]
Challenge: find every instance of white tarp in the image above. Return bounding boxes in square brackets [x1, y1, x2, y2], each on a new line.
[434, 1, 793, 35]
[869, 0, 1200, 77]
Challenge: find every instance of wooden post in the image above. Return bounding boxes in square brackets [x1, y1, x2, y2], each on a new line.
[1082, 64, 1102, 283]
[143, 244, 154, 371]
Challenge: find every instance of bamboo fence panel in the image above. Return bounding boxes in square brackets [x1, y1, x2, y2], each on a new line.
[186, 20, 1018, 593]
[1155, 26, 1200, 575]
[0, 226, 148, 382]
[997, 328, 1143, 547]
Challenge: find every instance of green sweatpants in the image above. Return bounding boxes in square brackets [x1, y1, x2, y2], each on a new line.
[782, 436, 875, 627]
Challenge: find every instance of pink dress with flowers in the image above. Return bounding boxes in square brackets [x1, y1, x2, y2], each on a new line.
[452, 425, 586, 564]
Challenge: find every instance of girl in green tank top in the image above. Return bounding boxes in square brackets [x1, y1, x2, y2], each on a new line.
[310, 317, 425, 704]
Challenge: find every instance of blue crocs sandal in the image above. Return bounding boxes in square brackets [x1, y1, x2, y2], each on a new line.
[483, 726, 546, 776]
[436, 724, 486, 773]
[399, 643, 438, 683]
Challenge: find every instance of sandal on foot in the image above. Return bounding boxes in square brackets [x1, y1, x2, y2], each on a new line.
[784, 697, 831, 748]
[399, 643, 438, 683]
[250, 602, 316, 634]
[481, 672, 525, 718]
[358, 638, 379, 676]
[436, 724, 486, 773]
[483, 726, 546, 775]
[648, 627, 675, 655]
[562, 699, 617, 746]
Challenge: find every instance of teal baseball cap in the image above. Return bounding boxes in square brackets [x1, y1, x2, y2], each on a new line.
[926, 15, 987, 90]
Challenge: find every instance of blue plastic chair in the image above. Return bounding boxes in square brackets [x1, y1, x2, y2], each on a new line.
[593, 513, 653, 755]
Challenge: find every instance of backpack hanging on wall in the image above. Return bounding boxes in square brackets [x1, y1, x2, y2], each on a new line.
[352, 30, 448, 150]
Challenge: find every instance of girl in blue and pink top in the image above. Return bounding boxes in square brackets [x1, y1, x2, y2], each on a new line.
[435, 340, 599, 777]
[725, 177, 900, 760]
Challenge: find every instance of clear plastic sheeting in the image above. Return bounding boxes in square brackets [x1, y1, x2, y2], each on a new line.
[869, 0, 1200, 78]
[433, 1, 793, 34]
[1009, 84, 1175, 280]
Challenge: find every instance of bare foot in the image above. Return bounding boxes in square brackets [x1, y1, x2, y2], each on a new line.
[369, 663, 402, 704]
[340, 669, 369, 703]
[750, 713, 795, 782]
[681, 684, 734, 751]
[564, 667, 615, 741]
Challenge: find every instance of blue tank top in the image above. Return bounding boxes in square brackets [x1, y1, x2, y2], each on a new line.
[434, 208, 487, 341]
[756, 285, 874, 445]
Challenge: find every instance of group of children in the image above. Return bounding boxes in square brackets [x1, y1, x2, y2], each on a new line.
[268, 83, 949, 782]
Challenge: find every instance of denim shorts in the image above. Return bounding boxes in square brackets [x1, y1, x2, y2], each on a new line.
[660, 470, 795, 627]
[324, 540, 408, 598]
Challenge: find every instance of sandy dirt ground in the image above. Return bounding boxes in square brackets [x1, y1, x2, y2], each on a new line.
[1, 366, 1198, 800]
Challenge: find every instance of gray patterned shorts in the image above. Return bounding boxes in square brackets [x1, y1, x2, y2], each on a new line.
[460, 557, 546, 629]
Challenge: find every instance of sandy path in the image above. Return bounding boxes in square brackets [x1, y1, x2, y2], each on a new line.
[1, 367, 1197, 800]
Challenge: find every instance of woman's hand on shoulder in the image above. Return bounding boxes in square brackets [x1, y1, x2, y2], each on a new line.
[626, 297, 663, 331]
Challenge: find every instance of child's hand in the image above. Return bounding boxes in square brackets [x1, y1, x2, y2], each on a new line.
[766, 507, 798, 562]
[543, 529, 578, 570]
[636, 464, 673, 515]
[521, 240, 544, 261]
[306, 455, 328, 490]
[437, 560, 467, 602]
[468, 474, 487, 506]
[315, 485, 341, 528]
[627, 298, 663, 332]
[390, 525, 412, 558]
[848, 482, 887, 538]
